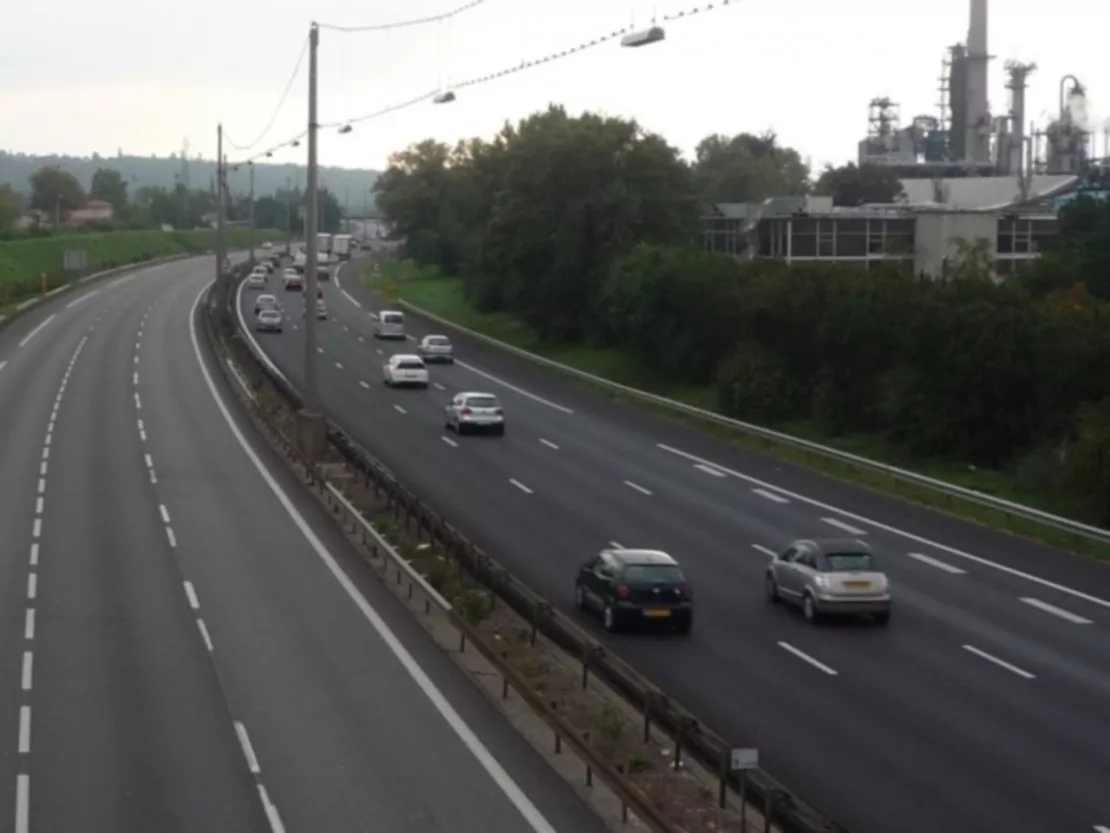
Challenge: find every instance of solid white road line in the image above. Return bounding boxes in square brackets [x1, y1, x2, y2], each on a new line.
[66, 288, 99, 308]
[509, 478, 534, 495]
[609, 541, 624, 549]
[197, 619, 214, 652]
[1019, 597, 1093, 625]
[821, 517, 868, 536]
[455, 358, 574, 415]
[778, 642, 838, 676]
[623, 480, 652, 496]
[108, 274, 134, 288]
[18, 315, 56, 348]
[752, 487, 789, 503]
[694, 463, 727, 478]
[962, 644, 1036, 679]
[441, 436, 458, 448]
[752, 544, 777, 557]
[188, 281, 561, 833]
[906, 552, 967, 574]
[184, 581, 200, 610]
[539, 438, 560, 450]
[21, 652, 33, 690]
[657, 442, 1110, 611]
[235, 721, 261, 774]
[15, 774, 29, 833]
[24, 610, 35, 640]
[18, 706, 31, 753]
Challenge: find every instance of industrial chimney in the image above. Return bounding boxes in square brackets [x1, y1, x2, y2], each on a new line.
[964, 0, 992, 164]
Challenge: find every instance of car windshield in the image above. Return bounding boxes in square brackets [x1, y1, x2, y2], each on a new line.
[465, 396, 498, 409]
[824, 552, 875, 572]
[397, 360, 424, 370]
[622, 564, 686, 585]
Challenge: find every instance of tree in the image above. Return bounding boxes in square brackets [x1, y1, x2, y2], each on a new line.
[29, 166, 86, 220]
[0, 184, 21, 233]
[1023, 194, 1110, 300]
[814, 163, 905, 206]
[89, 167, 129, 213]
[691, 132, 809, 204]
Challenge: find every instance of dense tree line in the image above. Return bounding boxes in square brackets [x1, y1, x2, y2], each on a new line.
[374, 105, 1110, 523]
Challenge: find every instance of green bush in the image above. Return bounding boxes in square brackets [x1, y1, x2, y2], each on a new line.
[0, 227, 281, 302]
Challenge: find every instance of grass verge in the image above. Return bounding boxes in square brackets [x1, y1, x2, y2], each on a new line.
[363, 261, 1110, 561]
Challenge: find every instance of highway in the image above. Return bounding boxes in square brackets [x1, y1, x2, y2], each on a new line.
[0, 255, 609, 833]
[238, 254, 1110, 833]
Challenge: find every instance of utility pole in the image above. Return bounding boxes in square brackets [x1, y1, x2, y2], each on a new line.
[248, 163, 256, 263]
[299, 21, 326, 458]
[216, 123, 226, 289]
[285, 175, 293, 254]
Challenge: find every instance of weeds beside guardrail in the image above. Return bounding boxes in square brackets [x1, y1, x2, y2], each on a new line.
[221, 265, 848, 833]
[393, 298, 1110, 550]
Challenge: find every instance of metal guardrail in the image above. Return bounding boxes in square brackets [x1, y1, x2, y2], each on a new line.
[223, 267, 847, 833]
[394, 298, 1110, 547]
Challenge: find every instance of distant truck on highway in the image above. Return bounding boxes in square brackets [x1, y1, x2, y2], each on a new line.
[332, 234, 353, 260]
[316, 233, 333, 258]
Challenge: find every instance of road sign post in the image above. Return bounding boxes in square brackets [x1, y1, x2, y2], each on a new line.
[720, 747, 759, 816]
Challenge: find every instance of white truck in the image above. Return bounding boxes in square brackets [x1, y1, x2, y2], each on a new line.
[316, 233, 333, 263]
[332, 234, 353, 260]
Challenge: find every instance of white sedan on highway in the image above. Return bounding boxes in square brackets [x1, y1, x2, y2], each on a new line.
[247, 272, 267, 289]
[445, 392, 505, 436]
[383, 354, 429, 388]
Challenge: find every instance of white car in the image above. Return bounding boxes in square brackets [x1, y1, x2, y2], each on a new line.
[247, 272, 266, 289]
[383, 354, 429, 388]
[254, 308, 283, 332]
[284, 270, 304, 291]
[262, 241, 273, 250]
[418, 334, 454, 363]
[253, 293, 279, 315]
[445, 392, 504, 436]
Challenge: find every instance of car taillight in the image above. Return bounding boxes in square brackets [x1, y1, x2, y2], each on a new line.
[616, 585, 630, 598]
[682, 585, 693, 601]
[493, 408, 503, 415]
[460, 407, 473, 415]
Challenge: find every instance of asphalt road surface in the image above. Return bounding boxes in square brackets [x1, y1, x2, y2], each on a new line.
[238, 254, 1110, 833]
[0, 254, 608, 833]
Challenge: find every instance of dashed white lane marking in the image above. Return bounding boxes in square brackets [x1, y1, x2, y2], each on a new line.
[441, 436, 458, 448]
[145, 453, 154, 470]
[753, 487, 789, 503]
[694, 463, 727, 478]
[342, 290, 362, 308]
[133, 372, 139, 385]
[335, 362, 343, 370]
[906, 552, 967, 575]
[191, 282, 553, 833]
[359, 380, 370, 389]
[65, 288, 99, 308]
[393, 404, 406, 415]
[21, 652, 33, 690]
[39, 462, 46, 476]
[235, 722, 262, 774]
[32, 519, 41, 539]
[623, 480, 652, 496]
[159, 504, 171, 524]
[357, 335, 365, 342]
[41, 448, 48, 460]
[184, 582, 200, 610]
[24, 610, 35, 640]
[28, 545, 38, 567]
[609, 541, 624, 549]
[509, 478, 534, 495]
[18, 315, 56, 348]
[37, 479, 44, 494]
[0, 360, 6, 375]
[258, 784, 287, 833]
[15, 774, 29, 833]
[165, 527, 177, 548]
[1092, 826, 1110, 832]
[539, 438, 559, 450]
[1019, 597, 1093, 625]
[962, 644, 1036, 679]
[43, 434, 51, 447]
[778, 641, 838, 676]
[26, 574, 36, 599]
[752, 544, 777, 557]
[317, 347, 324, 354]
[376, 348, 384, 355]
[18, 706, 30, 753]
[821, 517, 868, 536]
[134, 393, 142, 410]
[197, 620, 214, 652]
[34, 497, 43, 515]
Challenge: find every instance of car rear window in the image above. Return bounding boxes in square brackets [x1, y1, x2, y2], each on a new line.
[622, 565, 686, 585]
[824, 553, 874, 572]
[426, 337, 450, 346]
[397, 360, 425, 369]
[381, 313, 403, 324]
[465, 396, 498, 408]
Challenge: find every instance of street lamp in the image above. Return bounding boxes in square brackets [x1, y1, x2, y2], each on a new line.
[620, 26, 665, 47]
[433, 91, 457, 104]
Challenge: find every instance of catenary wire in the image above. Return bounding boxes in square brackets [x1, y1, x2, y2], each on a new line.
[316, 0, 491, 34]
[224, 35, 311, 152]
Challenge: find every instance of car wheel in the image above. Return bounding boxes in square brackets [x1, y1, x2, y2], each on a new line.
[873, 611, 891, 626]
[602, 604, 620, 633]
[456, 421, 467, 436]
[574, 583, 587, 611]
[765, 573, 780, 603]
[444, 420, 453, 432]
[802, 594, 821, 624]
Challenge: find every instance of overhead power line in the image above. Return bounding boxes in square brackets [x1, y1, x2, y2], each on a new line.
[224, 35, 311, 152]
[228, 0, 742, 167]
[316, 0, 491, 33]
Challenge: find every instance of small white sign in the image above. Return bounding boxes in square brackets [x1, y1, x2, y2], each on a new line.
[730, 748, 759, 771]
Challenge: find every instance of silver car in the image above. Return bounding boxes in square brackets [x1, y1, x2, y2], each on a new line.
[765, 538, 891, 625]
[373, 310, 406, 340]
[254, 293, 279, 315]
[247, 272, 267, 289]
[418, 334, 454, 363]
[255, 308, 283, 332]
[445, 392, 504, 435]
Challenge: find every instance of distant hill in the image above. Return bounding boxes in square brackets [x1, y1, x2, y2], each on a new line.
[0, 151, 382, 215]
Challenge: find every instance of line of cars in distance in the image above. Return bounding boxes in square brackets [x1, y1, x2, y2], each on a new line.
[246, 256, 329, 331]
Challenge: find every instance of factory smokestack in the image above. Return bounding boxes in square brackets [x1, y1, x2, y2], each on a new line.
[964, 0, 992, 164]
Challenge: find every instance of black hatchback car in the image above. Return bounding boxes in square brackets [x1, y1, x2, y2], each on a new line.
[574, 549, 692, 634]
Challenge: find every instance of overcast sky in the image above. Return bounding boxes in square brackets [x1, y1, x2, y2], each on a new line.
[2, 0, 1105, 174]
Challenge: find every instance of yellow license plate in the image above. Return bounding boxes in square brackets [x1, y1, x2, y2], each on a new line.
[643, 608, 672, 618]
[844, 581, 871, 589]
